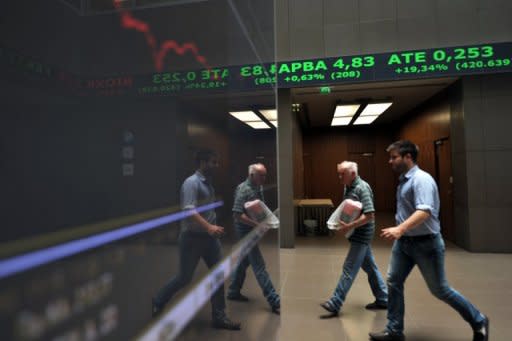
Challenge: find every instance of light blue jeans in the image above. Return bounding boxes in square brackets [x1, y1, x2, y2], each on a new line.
[329, 241, 388, 312]
[386, 233, 485, 334]
[228, 226, 280, 308]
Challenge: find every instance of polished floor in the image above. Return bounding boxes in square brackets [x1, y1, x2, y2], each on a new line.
[280, 217, 512, 341]
[176, 214, 512, 340]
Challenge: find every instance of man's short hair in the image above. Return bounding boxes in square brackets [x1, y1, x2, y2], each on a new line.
[248, 163, 265, 175]
[195, 148, 216, 166]
[386, 140, 419, 162]
[339, 161, 358, 175]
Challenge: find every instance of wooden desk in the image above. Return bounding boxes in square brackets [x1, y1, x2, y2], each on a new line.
[295, 199, 334, 235]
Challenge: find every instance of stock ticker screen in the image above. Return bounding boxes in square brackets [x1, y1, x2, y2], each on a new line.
[2, 42, 512, 98]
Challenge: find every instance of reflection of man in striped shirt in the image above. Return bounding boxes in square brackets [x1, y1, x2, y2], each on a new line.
[152, 149, 240, 330]
[227, 163, 280, 315]
[320, 161, 388, 317]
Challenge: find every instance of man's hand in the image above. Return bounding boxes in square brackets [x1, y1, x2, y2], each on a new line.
[380, 226, 405, 241]
[338, 220, 352, 235]
[207, 225, 225, 237]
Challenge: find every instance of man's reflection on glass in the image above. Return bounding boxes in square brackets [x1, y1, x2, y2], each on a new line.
[152, 149, 241, 330]
[227, 163, 280, 314]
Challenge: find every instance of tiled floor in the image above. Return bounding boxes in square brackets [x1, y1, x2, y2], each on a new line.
[176, 214, 512, 340]
[280, 215, 512, 341]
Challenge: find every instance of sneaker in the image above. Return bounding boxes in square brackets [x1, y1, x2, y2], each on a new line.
[227, 292, 249, 302]
[369, 330, 405, 341]
[473, 315, 489, 341]
[212, 316, 241, 330]
[365, 300, 388, 310]
[320, 301, 338, 315]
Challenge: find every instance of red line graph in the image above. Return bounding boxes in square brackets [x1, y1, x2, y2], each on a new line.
[113, 0, 210, 72]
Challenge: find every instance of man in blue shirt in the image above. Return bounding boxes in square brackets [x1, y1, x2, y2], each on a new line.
[370, 140, 488, 341]
[227, 163, 280, 314]
[320, 161, 388, 317]
[152, 149, 241, 330]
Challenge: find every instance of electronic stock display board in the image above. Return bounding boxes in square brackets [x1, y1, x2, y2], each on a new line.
[2, 42, 512, 96]
[140, 42, 512, 95]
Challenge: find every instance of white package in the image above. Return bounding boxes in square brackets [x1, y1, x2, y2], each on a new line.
[327, 199, 362, 238]
[244, 199, 279, 229]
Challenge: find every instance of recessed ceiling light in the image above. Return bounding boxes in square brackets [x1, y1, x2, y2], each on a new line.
[333, 104, 360, 117]
[229, 111, 261, 122]
[331, 117, 352, 126]
[359, 102, 392, 116]
[260, 109, 277, 121]
[353, 115, 379, 125]
[245, 121, 271, 129]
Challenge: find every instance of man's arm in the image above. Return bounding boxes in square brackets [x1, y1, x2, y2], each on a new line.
[339, 184, 375, 233]
[182, 179, 224, 236]
[339, 212, 375, 234]
[233, 212, 259, 228]
[189, 211, 224, 236]
[380, 210, 430, 240]
[381, 175, 436, 240]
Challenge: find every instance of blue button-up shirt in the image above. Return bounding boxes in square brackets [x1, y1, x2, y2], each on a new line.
[396, 165, 441, 236]
[180, 171, 217, 234]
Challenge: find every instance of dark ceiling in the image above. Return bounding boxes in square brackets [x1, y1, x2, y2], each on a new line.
[292, 77, 458, 128]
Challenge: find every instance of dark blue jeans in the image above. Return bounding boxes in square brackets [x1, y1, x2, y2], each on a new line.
[154, 231, 226, 319]
[386, 233, 485, 334]
[329, 241, 388, 312]
[228, 226, 280, 308]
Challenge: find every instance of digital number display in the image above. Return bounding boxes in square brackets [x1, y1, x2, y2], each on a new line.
[141, 42, 512, 95]
[236, 43, 511, 87]
[3, 42, 512, 96]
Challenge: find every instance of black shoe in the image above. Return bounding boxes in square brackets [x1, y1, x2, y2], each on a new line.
[212, 316, 241, 330]
[151, 298, 162, 318]
[369, 330, 405, 341]
[227, 292, 249, 302]
[271, 306, 280, 315]
[320, 301, 338, 315]
[473, 315, 489, 341]
[365, 300, 388, 310]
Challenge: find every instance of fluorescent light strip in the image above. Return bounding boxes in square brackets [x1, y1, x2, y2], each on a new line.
[229, 111, 261, 122]
[331, 117, 352, 126]
[245, 121, 271, 129]
[333, 104, 360, 117]
[359, 102, 392, 116]
[259, 109, 277, 121]
[229, 110, 271, 129]
[353, 115, 379, 125]
[0, 201, 223, 280]
[268, 120, 277, 127]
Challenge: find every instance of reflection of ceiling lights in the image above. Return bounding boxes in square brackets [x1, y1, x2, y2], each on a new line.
[259, 109, 278, 127]
[245, 121, 272, 129]
[353, 102, 392, 125]
[292, 103, 301, 112]
[331, 104, 360, 126]
[229, 111, 271, 129]
[229, 111, 260, 122]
